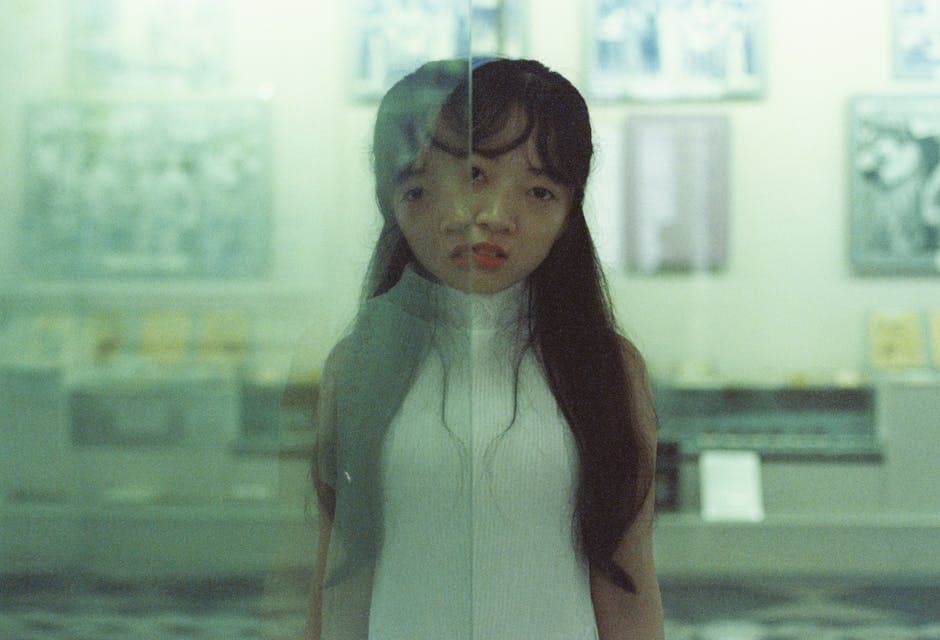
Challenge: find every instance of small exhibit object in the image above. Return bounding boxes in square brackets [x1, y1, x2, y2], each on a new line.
[140, 311, 191, 364]
[868, 311, 927, 370]
[930, 310, 940, 367]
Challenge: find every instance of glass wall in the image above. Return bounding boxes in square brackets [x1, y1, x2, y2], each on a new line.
[2, 1, 939, 639]
[0, 2, 417, 638]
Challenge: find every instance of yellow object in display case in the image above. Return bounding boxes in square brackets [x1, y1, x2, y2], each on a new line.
[140, 311, 190, 364]
[89, 313, 124, 363]
[931, 311, 940, 368]
[199, 311, 249, 365]
[868, 311, 926, 370]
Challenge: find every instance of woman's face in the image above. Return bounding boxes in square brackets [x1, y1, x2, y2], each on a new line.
[392, 114, 572, 294]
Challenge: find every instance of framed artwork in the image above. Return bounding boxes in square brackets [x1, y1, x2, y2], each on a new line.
[23, 101, 271, 279]
[352, 0, 527, 98]
[588, 0, 764, 101]
[849, 96, 940, 274]
[623, 114, 730, 273]
[892, 0, 940, 80]
[69, 0, 230, 92]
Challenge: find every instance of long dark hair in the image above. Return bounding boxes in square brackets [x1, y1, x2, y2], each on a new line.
[347, 58, 654, 593]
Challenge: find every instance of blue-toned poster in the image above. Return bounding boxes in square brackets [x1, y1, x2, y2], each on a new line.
[589, 0, 763, 100]
[353, 0, 526, 97]
[893, 0, 940, 79]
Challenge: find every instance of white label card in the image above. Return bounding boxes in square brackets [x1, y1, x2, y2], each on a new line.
[699, 450, 765, 522]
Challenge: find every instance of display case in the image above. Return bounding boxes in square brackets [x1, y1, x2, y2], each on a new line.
[654, 385, 878, 458]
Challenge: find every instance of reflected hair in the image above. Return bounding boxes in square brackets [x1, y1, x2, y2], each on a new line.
[351, 58, 654, 593]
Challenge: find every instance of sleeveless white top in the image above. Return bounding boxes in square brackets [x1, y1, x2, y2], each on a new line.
[367, 270, 599, 640]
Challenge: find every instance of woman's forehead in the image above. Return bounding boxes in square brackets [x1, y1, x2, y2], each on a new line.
[476, 107, 529, 150]
[430, 108, 543, 165]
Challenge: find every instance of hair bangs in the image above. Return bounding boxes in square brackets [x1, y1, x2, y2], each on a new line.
[471, 64, 590, 194]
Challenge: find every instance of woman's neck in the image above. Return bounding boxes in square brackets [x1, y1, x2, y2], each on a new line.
[394, 265, 528, 330]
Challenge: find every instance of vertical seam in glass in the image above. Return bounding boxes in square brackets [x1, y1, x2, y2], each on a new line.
[466, 4, 476, 636]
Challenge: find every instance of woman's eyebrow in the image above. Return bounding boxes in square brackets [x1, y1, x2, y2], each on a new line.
[396, 166, 426, 183]
[528, 164, 564, 183]
[430, 137, 467, 157]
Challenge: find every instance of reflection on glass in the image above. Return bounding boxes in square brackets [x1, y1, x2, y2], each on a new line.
[69, 0, 231, 91]
[24, 101, 270, 278]
[2, 2, 940, 640]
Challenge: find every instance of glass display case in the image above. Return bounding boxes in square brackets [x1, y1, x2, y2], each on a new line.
[655, 385, 878, 457]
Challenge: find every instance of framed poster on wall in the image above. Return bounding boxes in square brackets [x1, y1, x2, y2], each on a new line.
[623, 114, 730, 273]
[352, 0, 527, 98]
[892, 0, 940, 80]
[588, 0, 764, 101]
[23, 101, 271, 279]
[69, 0, 230, 92]
[849, 96, 940, 274]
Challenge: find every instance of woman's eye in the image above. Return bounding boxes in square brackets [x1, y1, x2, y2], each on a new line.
[530, 186, 556, 201]
[402, 186, 423, 202]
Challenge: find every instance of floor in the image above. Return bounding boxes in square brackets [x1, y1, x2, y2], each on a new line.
[660, 577, 940, 639]
[1, 573, 938, 639]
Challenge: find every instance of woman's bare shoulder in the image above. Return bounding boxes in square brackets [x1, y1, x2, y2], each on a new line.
[616, 335, 657, 440]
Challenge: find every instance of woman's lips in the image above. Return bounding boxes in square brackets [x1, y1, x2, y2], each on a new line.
[449, 242, 508, 268]
[471, 242, 508, 268]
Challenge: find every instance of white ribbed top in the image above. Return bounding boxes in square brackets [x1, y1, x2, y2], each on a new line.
[368, 269, 599, 640]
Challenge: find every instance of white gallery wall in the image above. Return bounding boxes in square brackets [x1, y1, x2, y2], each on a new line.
[539, 0, 940, 383]
[1, 0, 938, 385]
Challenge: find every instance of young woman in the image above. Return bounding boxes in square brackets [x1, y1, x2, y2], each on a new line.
[306, 58, 663, 640]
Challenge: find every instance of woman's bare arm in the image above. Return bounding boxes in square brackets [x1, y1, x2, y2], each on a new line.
[590, 340, 665, 639]
[305, 477, 335, 640]
[302, 344, 340, 640]
[590, 486, 664, 639]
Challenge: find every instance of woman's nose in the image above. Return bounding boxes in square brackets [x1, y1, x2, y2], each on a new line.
[471, 189, 516, 233]
[440, 186, 516, 234]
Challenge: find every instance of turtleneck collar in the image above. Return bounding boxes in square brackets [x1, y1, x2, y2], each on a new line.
[384, 265, 529, 331]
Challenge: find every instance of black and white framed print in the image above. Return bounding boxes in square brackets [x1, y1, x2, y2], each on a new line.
[850, 96, 940, 274]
